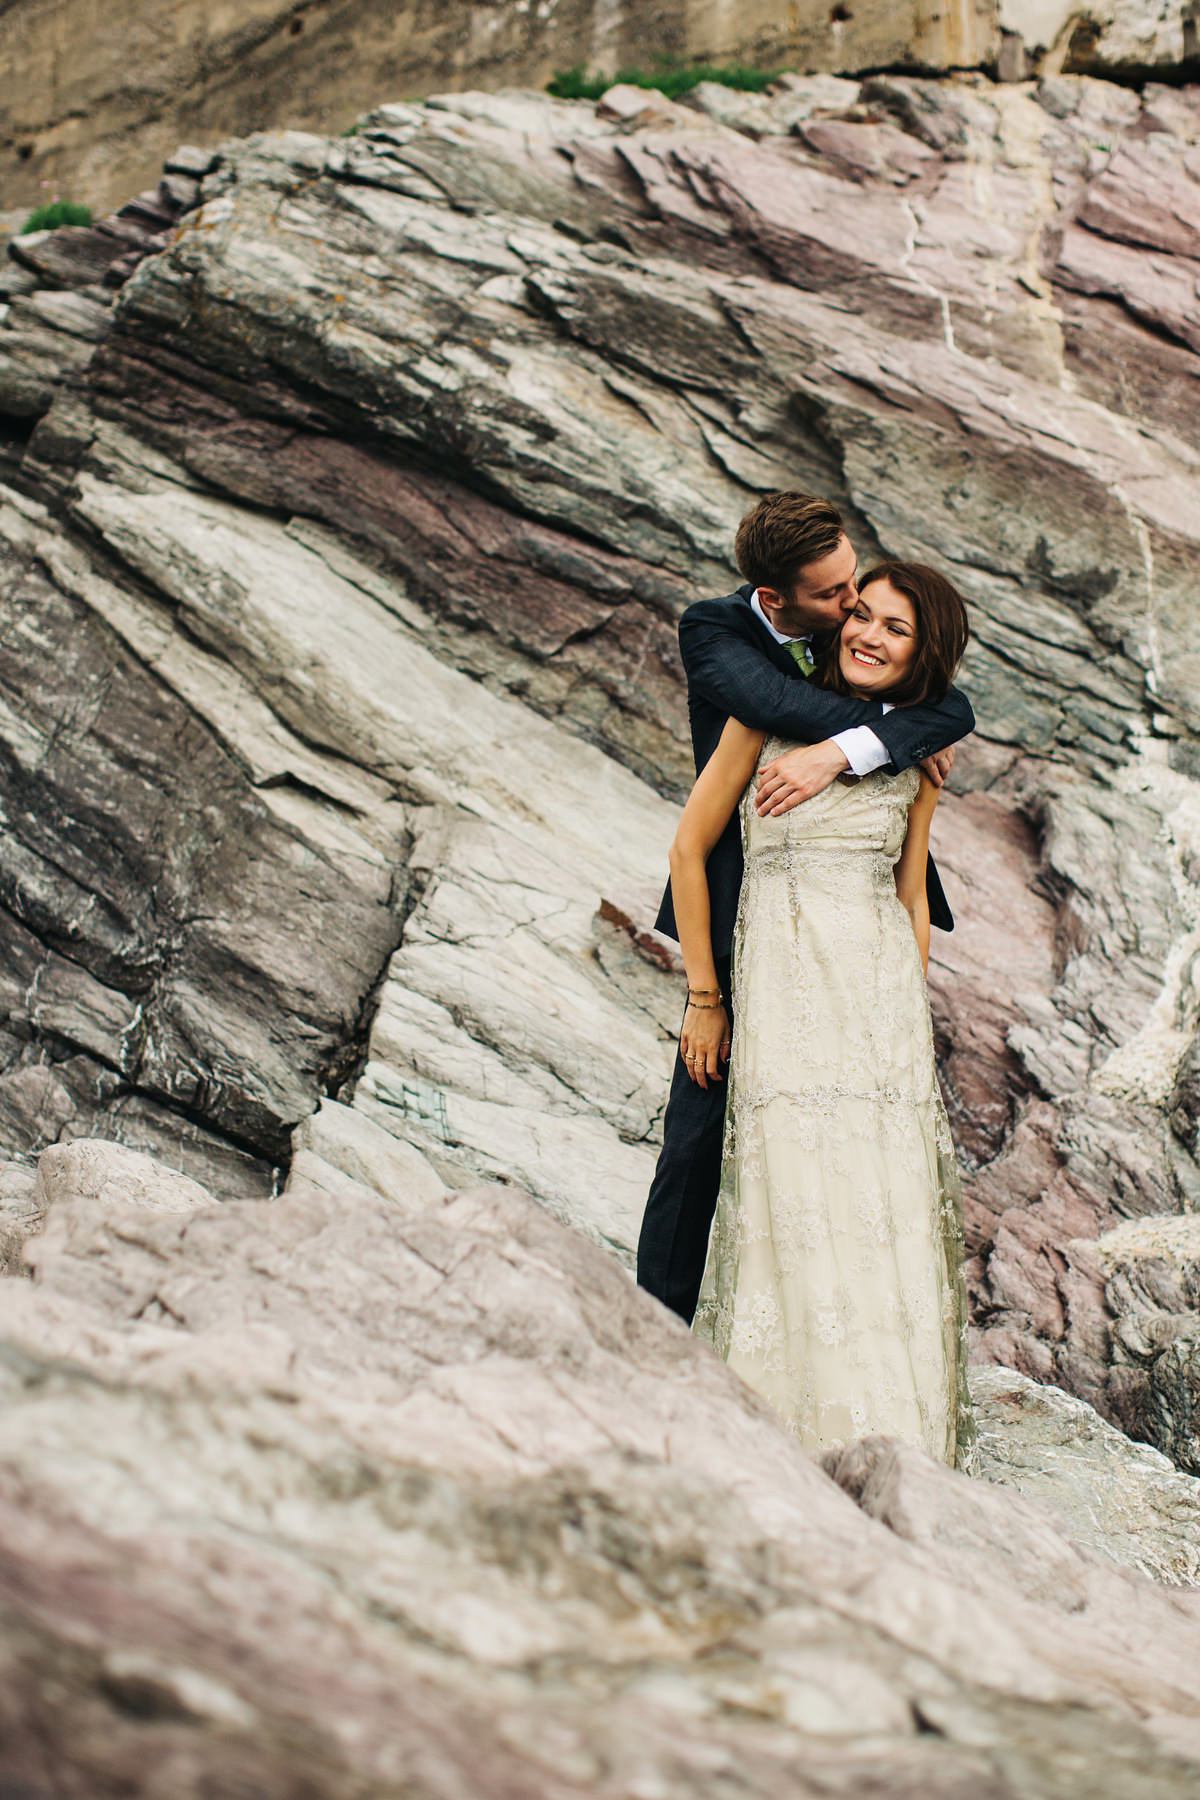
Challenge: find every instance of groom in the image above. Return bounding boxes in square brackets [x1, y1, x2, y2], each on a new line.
[637, 492, 975, 1323]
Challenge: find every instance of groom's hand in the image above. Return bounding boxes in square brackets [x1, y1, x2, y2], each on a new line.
[755, 740, 849, 816]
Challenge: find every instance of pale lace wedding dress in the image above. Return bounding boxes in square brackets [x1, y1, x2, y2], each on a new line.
[693, 746, 976, 1470]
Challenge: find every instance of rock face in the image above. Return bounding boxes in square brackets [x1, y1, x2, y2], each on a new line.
[5, 74, 1200, 1448]
[8, 68, 1200, 1796]
[970, 1362, 1200, 1585]
[998, 0, 1200, 79]
[2, 1138, 1200, 1797]
[1099, 1213, 1200, 1475]
[1, 1, 1195, 214]
[5, 72, 1200, 1405]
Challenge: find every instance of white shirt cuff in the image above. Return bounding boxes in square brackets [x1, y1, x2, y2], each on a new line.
[830, 726, 890, 777]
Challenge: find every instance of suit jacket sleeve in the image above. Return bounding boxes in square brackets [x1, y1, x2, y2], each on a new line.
[872, 685, 975, 767]
[679, 602, 975, 761]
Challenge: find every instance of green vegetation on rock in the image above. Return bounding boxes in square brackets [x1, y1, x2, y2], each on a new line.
[22, 199, 93, 233]
[547, 63, 782, 102]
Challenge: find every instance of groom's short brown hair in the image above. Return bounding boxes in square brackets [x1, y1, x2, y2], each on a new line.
[734, 492, 845, 593]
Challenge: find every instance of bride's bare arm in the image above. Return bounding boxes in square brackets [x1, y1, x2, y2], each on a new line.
[894, 772, 940, 972]
[669, 718, 765, 1087]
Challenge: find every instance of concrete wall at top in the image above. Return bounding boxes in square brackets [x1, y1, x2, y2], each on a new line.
[0, 0, 1193, 217]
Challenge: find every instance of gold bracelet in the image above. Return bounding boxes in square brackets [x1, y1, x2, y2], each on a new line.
[688, 986, 721, 998]
[685, 997, 723, 1010]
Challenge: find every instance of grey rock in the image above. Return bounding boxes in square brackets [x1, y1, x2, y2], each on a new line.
[970, 1362, 1200, 1585]
[157, 171, 202, 211]
[163, 144, 221, 179]
[35, 1136, 221, 1217]
[2, 1140, 1200, 1796]
[1098, 1214, 1200, 1476]
[0, 1159, 39, 1276]
[680, 75, 862, 138]
[287, 1096, 448, 1206]
[0, 487, 411, 1190]
[8, 224, 121, 289]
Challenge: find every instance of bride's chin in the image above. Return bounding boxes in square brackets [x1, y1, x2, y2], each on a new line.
[840, 662, 876, 694]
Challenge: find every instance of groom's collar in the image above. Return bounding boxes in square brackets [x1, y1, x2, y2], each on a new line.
[749, 587, 807, 647]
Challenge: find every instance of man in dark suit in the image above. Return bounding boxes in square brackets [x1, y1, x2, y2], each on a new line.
[637, 492, 975, 1323]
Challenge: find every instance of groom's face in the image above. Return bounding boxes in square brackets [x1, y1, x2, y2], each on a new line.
[760, 535, 859, 635]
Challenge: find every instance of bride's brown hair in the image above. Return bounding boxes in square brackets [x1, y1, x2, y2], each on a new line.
[813, 561, 970, 707]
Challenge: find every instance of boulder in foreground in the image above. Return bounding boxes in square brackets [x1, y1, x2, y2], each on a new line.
[0, 1142, 1199, 1796]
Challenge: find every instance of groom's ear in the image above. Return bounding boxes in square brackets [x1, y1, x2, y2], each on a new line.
[756, 585, 787, 622]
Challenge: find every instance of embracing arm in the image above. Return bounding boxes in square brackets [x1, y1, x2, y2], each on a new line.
[894, 772, 941, 972]
[669, 717, 765, 1087]
[874, 684, 975, 771]
[680, 602, 888, 743]
[682, 601, 974, 817]
[682, 598, 974, 762]
[755, 681, 974, 815]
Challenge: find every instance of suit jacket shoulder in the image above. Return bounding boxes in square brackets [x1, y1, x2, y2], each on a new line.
[679, 586, 761, 637]
[679, 584, 802, 688]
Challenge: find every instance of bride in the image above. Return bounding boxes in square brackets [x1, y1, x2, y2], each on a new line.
[669, 561, 976, 1470]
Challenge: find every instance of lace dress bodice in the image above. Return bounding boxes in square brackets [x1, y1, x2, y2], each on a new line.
[742, 744, 919, 864]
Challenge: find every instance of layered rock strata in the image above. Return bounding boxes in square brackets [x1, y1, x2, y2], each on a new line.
[1, 1138, 1200, 1796]
[1, 0, 1196, 215]
[3, 73, 1200, 1436]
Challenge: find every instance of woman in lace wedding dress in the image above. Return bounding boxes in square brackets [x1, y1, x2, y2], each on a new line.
[671, 563, 976, 1470]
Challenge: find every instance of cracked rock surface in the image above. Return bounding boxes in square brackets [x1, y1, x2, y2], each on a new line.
[0, 1137, 1198, 1797]
[3, 75, 1200, 1433]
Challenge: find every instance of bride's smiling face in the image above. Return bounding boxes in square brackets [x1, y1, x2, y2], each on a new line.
[838, 579, 918, 694]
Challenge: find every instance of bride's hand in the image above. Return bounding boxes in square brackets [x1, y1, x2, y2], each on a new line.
[755, 740, 849, 815]
[680, 1002, 730, 1089]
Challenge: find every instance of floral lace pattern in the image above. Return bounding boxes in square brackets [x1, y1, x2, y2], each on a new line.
[694, 748, 977, 1473]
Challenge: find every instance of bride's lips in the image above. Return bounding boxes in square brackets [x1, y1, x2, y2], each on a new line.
[850, 648, 884, 666]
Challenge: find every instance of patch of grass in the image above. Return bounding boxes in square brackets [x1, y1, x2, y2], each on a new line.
[548, 63, 783, 103]
[22, 199, 93, 233]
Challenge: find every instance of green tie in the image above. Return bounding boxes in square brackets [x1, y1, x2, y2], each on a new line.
[787, 639, 815, 677]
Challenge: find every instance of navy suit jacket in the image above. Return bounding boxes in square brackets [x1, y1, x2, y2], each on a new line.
[655, 584, 975, 956]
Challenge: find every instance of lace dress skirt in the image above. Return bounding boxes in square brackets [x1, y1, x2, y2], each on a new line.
[693, 760, 975, 1470]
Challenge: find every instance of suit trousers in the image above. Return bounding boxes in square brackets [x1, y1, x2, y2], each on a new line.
[636, 956, 733, 1323]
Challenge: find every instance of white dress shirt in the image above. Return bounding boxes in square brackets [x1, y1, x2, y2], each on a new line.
[750, 589, 890, 777]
